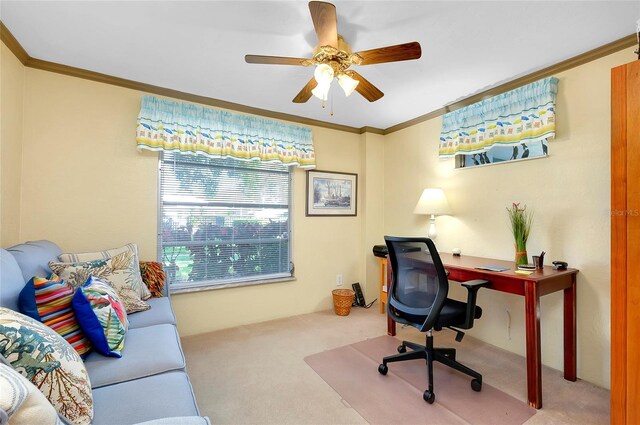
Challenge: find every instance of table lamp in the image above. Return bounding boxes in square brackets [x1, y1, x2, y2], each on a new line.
[413, 188, 451, 240]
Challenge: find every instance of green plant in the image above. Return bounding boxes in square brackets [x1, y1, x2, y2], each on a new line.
[506, 203, 534, 264]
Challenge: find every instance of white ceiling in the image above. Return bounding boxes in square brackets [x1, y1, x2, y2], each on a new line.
[2, 1, 639, 129]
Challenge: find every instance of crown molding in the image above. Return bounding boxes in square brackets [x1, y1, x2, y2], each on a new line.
[1, 21, 635, 136]
[358, 126, 385, 135]
[1, 22, 29, 65]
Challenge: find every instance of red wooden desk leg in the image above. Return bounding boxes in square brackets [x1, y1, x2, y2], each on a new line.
[386, 257, 396, 336]
[387, 314, 396, 336]
[525, 280, 543, 409]
[564, 274, 577, 381]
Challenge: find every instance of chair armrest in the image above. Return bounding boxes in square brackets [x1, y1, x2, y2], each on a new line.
[461, 279, 491, 290]
[459, 279, 490, 329]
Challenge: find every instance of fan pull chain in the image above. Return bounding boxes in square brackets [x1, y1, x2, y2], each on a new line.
[330, 91, 334, 116]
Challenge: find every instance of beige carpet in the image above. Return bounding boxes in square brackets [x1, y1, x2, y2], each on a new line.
[305, 335, 535, 425]
[181, 307, 610, 424]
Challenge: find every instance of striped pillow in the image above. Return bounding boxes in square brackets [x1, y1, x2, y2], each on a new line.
[18, 276, 92, 359]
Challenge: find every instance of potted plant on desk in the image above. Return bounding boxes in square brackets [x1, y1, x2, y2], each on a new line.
[507, 202, 534, 266]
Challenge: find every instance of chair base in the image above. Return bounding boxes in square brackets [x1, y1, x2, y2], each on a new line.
[379, 333, 482, 403]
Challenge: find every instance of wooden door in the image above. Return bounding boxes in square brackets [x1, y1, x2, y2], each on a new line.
[611, 59, 640, 425]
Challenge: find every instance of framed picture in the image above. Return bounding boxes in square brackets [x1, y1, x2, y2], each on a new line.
[306, 170, 358, 216]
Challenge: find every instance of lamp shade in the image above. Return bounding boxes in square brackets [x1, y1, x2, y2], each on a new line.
[311, 82, 331, 101]
[337, 73, 359, 97]
[313, 63, 334, 85]
[413, 188, 451, 216]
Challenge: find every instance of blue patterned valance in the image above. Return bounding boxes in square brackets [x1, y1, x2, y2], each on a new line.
[439, 77, 559, 157]
[136, 95, 315, 169]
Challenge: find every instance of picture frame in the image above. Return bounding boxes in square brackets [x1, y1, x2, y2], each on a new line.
[306, 170, 358, 216]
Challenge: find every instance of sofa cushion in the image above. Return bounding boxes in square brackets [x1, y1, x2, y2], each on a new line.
[84, 323, 185, 388]
[0, 362, 64, 425]
[128, 297, 177, 329]
[50, 256, 151, 314]
[0, 308, 93, 425]
[6, 240, 62, 283]
[92, 371, 200, 425]
[59, 243, 152, 301]
[73, 276, 129, 358]
[0, 249, 26, 311]
[18, 275, 92, 359]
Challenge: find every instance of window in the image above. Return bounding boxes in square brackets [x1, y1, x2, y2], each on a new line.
[159, 152, 292, 291]
[457, 139, 548, 168]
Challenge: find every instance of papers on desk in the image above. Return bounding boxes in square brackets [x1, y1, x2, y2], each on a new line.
[475, 265, 510, 272]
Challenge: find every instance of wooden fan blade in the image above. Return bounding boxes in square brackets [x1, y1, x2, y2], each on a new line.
[346, 71, 384, 102]
[293, 78, 318, 103]
[355, 42, 422, 65]
[309, 1, 338, 48]
[245, 55, 308, 66]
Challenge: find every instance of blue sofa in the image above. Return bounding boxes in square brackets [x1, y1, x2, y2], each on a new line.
[0, 240, 209, 425]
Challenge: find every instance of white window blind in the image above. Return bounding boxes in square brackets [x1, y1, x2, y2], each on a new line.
[159, 152, 292, 291]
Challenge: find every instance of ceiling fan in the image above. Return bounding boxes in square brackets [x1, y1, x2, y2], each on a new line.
[245, 1, 422, 104]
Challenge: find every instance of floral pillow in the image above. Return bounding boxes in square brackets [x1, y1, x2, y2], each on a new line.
[49, 253, 150, 314]
[0, 308, 93, 425]
[59, 243, 151, 301]
[72, 276, 129, 358]
[0, 362, 64, 425]
[17, 275, 92, 359]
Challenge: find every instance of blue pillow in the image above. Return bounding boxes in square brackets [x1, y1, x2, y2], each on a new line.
[72, 276, 128, 358]
[17, 277, 39, 320]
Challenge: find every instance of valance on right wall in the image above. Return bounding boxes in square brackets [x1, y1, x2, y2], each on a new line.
[439, 77, 559, 158]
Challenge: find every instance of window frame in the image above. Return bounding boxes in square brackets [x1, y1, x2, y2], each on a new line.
[156, 153, 295, 294]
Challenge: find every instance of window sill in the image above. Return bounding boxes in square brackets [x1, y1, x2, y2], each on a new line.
[169, 276, 297, 294]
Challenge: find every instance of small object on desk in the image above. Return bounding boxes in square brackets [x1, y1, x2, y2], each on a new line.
[515, 270, 533, 275]
[552, 261, 568, 270]
[452, 248, 462, 256]
[517, 264, 537, 271]
[532, 251, 545, 270]
[475, 265, 510, 272]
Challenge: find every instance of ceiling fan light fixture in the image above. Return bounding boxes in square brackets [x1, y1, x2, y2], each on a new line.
[313, 63, 334, 85]
[337, 73, 359, 97]
[311, 82, 331, 101]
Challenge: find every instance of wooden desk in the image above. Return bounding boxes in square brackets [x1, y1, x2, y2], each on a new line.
[384, 253, 578, 409]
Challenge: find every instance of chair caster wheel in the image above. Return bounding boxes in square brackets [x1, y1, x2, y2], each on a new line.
[378, 364, 388, 375]
[471, 379, 482, 392]
[397, 345, 407, 353]
[423, 390, 435, 404]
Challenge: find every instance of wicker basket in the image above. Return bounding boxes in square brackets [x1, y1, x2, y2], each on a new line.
[332, 289, 355, 316]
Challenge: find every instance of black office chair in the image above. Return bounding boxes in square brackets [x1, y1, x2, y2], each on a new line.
[378, 236, 490, 404]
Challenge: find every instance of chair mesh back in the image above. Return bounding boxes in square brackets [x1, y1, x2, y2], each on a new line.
[385, 237, 449, 325]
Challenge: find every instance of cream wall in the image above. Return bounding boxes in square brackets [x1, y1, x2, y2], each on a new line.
[383, 48, 637, 389]
[0, 43, 25, 246]
[17, 61, 364, 336]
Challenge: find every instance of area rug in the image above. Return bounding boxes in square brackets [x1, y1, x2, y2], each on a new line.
[304, 335, 535, 425]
